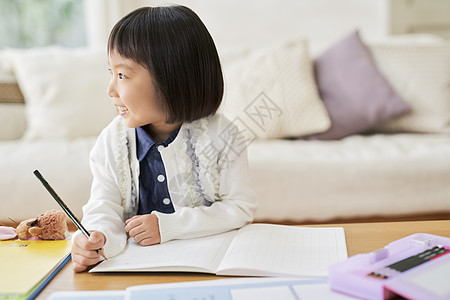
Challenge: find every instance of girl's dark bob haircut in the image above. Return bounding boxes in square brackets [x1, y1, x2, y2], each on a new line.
[108, 5, 223, 123]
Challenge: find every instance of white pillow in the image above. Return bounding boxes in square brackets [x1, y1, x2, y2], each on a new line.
[369, 41, 450, 133]
[221, 39, 330, 139]
[5, 47, 117, 140]
[0, 50, 16, 83]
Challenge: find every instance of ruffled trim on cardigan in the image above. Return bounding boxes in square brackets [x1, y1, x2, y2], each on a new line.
[115, 119, 129, 208]
[112, 117, 138, 220]
[190, 118, 220, 204]
[174, 117, 219, 207]
[115, 115, 223, 214]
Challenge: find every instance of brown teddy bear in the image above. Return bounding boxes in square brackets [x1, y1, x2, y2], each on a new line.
[16, 209, 68, 240]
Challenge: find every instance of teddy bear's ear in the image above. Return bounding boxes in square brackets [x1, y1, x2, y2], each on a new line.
[26, 219, 38, 227]
[28, 227, 42, 236]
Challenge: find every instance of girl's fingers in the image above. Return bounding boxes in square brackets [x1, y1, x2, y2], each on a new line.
[128, 224, 146, 238]
[74, 231, 105, 250]
[73, 261, 88, 273]
[71, 250, 100, 269]
[133, 230, 152, 242]
[72, 246, 100, 259]
[125, 217, 143, 233]
[71, 230, 106, 272]
[138, 236, 159, 246]
[125, 215, 141, 224]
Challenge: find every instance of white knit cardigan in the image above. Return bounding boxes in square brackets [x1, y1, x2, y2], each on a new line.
[76, 113, 257, 258]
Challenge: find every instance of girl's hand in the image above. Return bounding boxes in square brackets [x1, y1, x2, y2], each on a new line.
[125, 214, 161, 246]
[71, 231, 106, 273]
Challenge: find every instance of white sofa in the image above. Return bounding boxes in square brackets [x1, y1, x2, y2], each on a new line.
[1, 33, 450, 225]
[1, 0, 450, 225]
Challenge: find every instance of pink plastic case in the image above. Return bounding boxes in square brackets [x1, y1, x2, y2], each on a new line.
[329, 233, 450, 300]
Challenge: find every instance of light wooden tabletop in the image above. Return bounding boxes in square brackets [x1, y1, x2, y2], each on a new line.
[36, 220, 450, 299]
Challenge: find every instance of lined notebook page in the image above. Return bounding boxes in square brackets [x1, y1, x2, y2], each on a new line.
[92, 230, 235, 273]
[217, 224, 347, 276]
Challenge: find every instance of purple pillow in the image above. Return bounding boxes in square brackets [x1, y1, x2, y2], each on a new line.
[305, 31, 411, 140]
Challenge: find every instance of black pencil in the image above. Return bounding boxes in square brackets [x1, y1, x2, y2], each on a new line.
[33, 169, 107, 260]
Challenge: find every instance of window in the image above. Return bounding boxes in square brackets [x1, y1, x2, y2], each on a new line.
[0, 0, 86, 49]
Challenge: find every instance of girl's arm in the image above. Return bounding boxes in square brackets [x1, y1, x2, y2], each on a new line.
[79, 135, 128, 258]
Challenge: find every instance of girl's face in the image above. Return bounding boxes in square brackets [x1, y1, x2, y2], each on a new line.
[107, 51, 179, 139]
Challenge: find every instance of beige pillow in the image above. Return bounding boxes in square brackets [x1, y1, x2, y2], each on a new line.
[5, 47, 117, 140]
[221, 39, 330, 139]
[369, 41, 450, 133]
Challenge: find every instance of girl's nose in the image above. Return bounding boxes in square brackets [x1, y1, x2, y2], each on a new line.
[107, 79, 117, 99]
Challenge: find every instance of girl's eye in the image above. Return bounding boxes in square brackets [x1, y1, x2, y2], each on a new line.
[118, 73, 126, 79]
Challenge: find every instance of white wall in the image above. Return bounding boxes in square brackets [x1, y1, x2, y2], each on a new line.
[146, 0, 390, 50]
[83, 0, 450, 52]
[83, 0, 144, 47]
[83, 0, 390, 50]
[389, 0, 450, 38]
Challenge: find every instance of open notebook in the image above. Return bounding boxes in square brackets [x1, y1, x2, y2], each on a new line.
[91, 224, 347, 277]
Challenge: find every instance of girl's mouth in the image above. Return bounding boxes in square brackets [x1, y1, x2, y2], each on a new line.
[117, 105, 129, 115]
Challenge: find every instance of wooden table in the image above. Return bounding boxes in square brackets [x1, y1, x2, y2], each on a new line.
[36, 220, 450, 299]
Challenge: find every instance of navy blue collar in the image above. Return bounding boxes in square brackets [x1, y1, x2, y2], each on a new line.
[136, 126, 180, 161]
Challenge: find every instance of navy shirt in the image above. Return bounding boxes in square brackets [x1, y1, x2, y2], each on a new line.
[136, 126, 180, 215]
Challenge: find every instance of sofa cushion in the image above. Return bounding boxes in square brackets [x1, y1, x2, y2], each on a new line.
[248, 133, 450, 222]
[369, 40, 450, 133]
[0, 103, 26, 140]
[4, 47, 117, 140]
[221, 38, 331, 139]
[0, 51, 16, 83]
[305, 31, 411, 140]
[0, 137, 95, 222]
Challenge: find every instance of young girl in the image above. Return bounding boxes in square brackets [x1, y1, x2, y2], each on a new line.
[71, 5, 257, 272]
